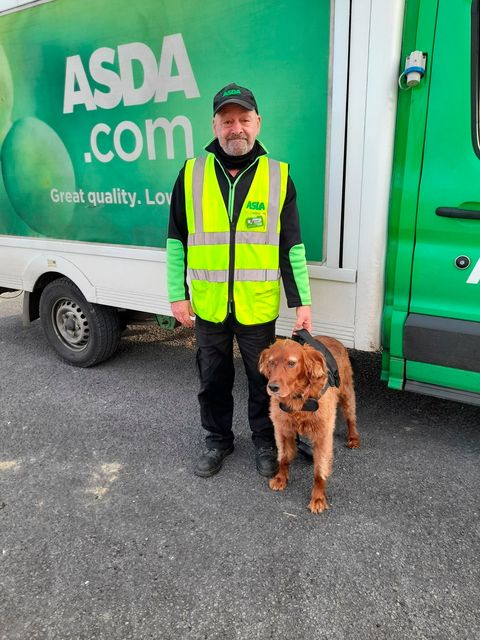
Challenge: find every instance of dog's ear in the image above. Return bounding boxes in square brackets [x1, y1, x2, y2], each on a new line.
[303, 345, 327, 381]
[258, 346, 271, 376]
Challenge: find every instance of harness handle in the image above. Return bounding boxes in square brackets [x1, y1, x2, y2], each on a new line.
[292, 329, 341, 388]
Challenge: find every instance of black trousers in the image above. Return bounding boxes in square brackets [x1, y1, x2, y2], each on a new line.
[195, 314, 276, 450]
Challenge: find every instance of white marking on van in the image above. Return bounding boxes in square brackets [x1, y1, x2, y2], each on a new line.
[466, 258, 480, 284]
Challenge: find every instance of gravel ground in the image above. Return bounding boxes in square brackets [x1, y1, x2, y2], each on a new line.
[1, 293, 479, 640]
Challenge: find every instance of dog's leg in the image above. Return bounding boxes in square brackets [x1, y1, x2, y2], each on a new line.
[269, 432, 296, 491]
[339, 374, 360, 449]
[308, 429, 334, 514]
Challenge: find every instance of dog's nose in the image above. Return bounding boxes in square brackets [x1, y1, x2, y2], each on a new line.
[268, 382, 280, 394]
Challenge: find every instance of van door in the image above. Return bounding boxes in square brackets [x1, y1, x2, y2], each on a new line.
[404, 0, 480, 399]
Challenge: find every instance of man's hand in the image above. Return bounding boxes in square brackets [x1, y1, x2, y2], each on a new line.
[171, 300, 195, 328]
[293, 305, 312, 333]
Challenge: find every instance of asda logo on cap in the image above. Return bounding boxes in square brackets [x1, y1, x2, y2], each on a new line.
[223, 89, 241, 96]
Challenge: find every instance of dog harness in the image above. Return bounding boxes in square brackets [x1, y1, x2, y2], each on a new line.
[278, 329, 341, 413]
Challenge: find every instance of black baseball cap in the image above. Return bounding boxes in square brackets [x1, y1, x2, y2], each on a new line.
[213, 83, 258, 115]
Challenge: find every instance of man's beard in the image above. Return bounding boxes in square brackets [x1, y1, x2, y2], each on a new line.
[223, 136, 252, 156]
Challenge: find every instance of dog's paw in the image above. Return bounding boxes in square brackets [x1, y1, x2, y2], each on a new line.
[307, 497, 329, 513]
[346, 435, 360, 449]
[269, 475, 287, 491]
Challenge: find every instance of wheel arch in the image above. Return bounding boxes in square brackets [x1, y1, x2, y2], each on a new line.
[23, 255, 96, 323]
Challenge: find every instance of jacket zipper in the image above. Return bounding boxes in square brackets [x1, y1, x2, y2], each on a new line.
[215, 157, 260, 317]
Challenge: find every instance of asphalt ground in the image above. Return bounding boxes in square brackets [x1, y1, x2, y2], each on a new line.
[0, 293, 479, 640]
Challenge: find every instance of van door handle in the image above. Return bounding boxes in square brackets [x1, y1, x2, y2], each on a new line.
[436, 207, 480, 220]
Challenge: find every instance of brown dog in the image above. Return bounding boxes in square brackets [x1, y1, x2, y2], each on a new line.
[259, 336, 360, 513]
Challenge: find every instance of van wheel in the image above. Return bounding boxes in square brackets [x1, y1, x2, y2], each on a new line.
[39, 277, 121, 367]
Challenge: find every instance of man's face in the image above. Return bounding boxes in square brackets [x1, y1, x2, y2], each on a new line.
[213, 104, 261, 156]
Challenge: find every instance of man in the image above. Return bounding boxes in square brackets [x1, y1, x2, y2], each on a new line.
[167, 82, 312, 478]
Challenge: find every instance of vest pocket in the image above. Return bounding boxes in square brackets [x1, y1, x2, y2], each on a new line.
[234, 281, 280, 324]
[191, 280, 229, 323]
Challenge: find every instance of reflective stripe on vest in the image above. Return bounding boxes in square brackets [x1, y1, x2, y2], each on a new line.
[187, 231, 282, 246]
[184, 153, 288, 324]
[188, 268, 281, 282]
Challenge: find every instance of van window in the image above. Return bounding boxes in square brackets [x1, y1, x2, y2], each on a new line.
[472, 0, 480, 156]
[0, 0, 50, 14]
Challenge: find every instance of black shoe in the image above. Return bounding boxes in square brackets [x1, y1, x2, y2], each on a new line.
[296, 435, 313, 460]
[255, 446, 279, 477]
[194, 446, 234, 477]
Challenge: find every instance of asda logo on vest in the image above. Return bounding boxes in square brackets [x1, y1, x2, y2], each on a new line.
[246, 201, 265, 211]
[246, 202, 266, 229]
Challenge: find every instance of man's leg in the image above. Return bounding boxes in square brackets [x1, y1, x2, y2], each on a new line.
[194, 317, 235, 476]
[234, 319, 278, 477]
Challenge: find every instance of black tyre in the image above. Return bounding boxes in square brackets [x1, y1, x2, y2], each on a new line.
[39, 277, 121, 367]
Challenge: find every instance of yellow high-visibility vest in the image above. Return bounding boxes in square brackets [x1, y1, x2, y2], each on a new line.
[184, 153, 288, 324]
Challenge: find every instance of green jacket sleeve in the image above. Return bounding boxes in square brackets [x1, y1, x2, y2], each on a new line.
[288, 243, 312, 306]
[166, 238, 188, 302]
[166, 169, 189, 302]
[279, 176, 312, 307]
